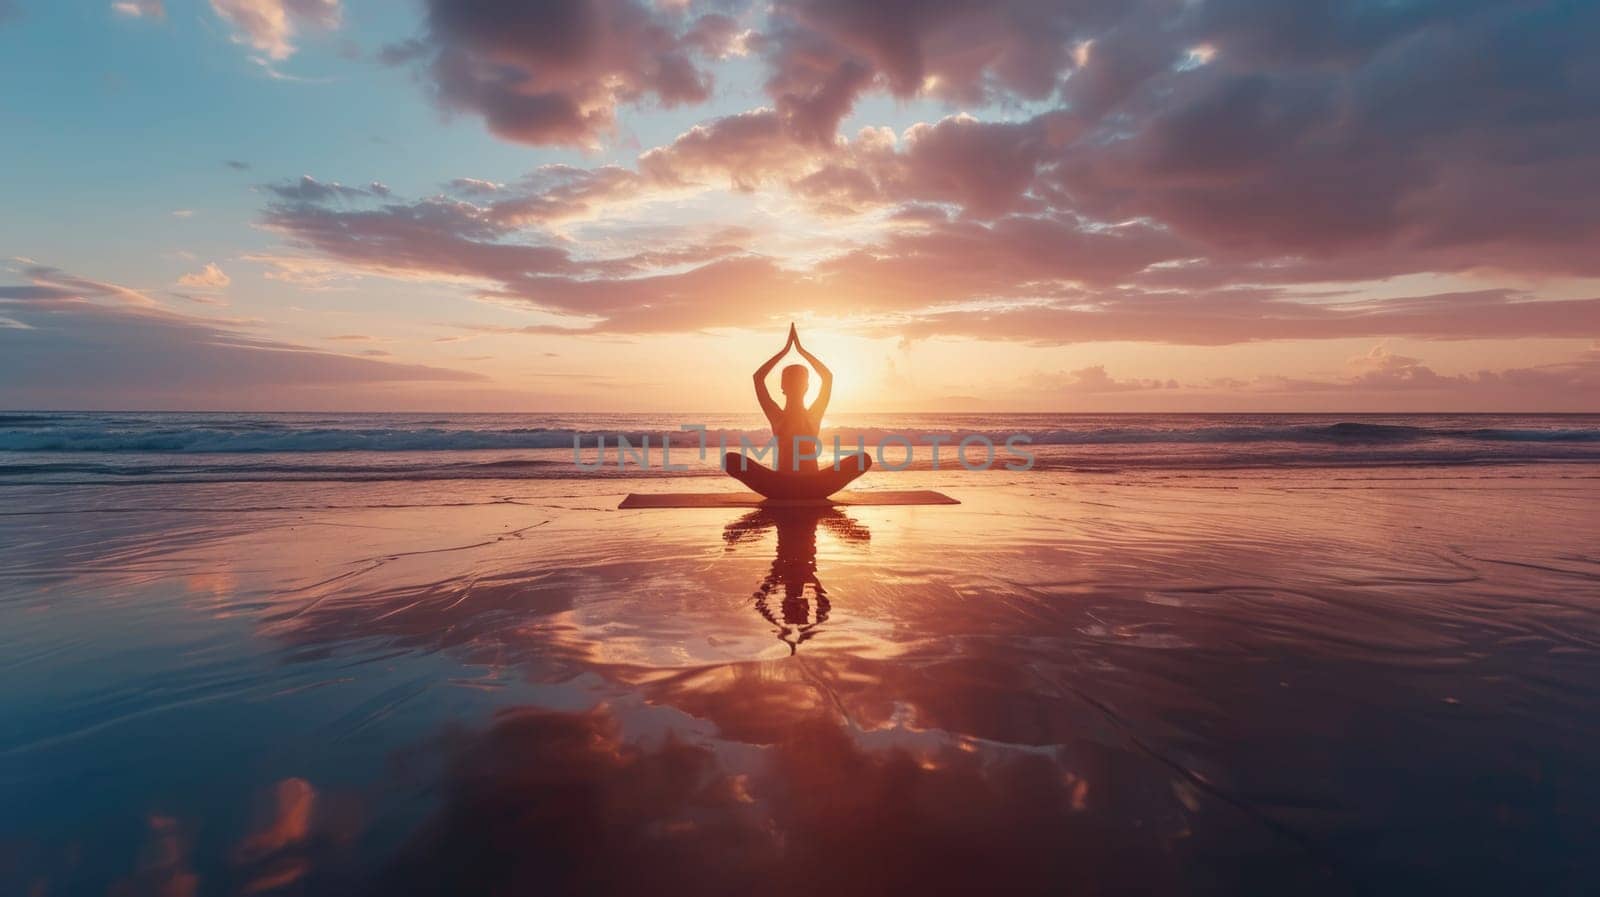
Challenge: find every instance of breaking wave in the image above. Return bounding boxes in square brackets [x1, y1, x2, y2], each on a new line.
[2, 412, 1597, 483]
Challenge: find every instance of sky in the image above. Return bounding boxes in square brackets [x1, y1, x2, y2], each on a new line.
[2, 0, 1598, 413]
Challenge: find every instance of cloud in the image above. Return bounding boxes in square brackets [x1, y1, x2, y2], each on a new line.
[482, 165, 649, 225]
[791, 112, 1072, 217]
[112, 0, 165, 19]
[394, 0, 731, 147]
[351, 0, 1600, 287]
[225, 159, 252, 170]
[172, 291, 229, 307]
[255, 169, 1600, 346]
[257, 177, 1180, 333]
[2, 262, 159, 307]
[885, 289, 1600, 347]
[354, 0, 1600, 287]
[1230, 345, 1600, 410]
[1036, 0, 1600, 276]
[1342, 344, 1448, 389]
[177, 263, 231, 290]
[209, 0, 341, 62]
[760, 0, 1086, 141]
[672, 2, 1600, 277]
[422, 104, 1054, 226]
[364, 704, 1160, 896]
[639, 108, 816, 189]
[260, 190, 576, 284]
[1, 263, 481, 408]
[446, 177, 503, 196]
[1046, 365, 1179, 394]
[1333, 345, 1600, 399]
[236, 0, 1600, 350]
[264, 174, 381, 202]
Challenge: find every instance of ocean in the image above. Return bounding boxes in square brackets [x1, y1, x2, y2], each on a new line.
[4, 411, 1599, 484]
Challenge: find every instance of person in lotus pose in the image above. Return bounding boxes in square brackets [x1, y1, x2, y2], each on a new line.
[723, 323, 871, 500]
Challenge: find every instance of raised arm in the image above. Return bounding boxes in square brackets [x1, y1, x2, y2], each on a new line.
[791, 331, 832, 418]
[752, 325, 795, 419]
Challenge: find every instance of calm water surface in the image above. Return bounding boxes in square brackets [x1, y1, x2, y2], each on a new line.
[2, 413, 1599, 895]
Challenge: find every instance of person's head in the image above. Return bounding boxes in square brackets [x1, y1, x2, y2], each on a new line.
[781, 363, 809, 398]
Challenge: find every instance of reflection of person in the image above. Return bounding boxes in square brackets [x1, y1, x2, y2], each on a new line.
[723, 323, 871, 500]
[724, 507, 870, 654]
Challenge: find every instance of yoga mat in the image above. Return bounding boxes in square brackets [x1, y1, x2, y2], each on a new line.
[618, 490, 959, 509]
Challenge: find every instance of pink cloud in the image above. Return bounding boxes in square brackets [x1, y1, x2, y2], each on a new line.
[210, 0, 340, 61]
[888, 290, 1600, 347]
[1, 264, 481, 408]
[257, 174, 1600, 345]
[177, 263, 231, 290]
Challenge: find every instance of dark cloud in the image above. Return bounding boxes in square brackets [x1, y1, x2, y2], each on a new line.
[814, 214, 1192, 304]
[792, 112, 1070, 217]
[400, 0, 729, 147]
[761, 0, 1093, 139]
[224, 159, 251, 171]
[0, 265, 481, 408]
[634, 108, 1069, 218]
[753, 0, 1600, 302]
[704, 0, 1600, 277]
[1042, 0, 1600, 274]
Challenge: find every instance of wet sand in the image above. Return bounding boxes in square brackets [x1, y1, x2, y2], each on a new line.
[3, 467, 1599, 895]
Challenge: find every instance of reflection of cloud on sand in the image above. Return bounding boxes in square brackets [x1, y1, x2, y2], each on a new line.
[233, 778, 320, 895]
[370, 701, 1327, 897]
[107, 814, 198, 897]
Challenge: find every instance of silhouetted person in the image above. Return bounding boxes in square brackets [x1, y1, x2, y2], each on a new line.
[723, 323, 871, 500]
[723, 506, 870, 653]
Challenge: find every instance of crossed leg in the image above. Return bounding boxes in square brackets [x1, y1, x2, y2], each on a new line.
[723, 452, 872, 500]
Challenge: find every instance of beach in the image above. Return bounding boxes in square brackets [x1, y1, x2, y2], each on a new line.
[4, 413, 1600, 895]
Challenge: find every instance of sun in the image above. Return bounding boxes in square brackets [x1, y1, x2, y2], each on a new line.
[790, 327, 871, 416]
